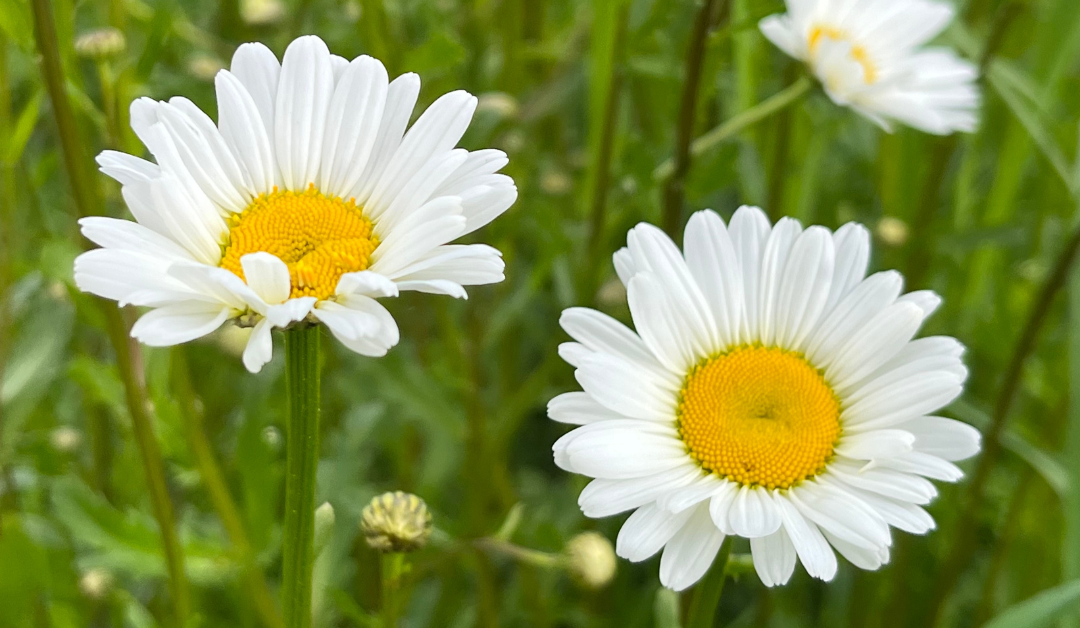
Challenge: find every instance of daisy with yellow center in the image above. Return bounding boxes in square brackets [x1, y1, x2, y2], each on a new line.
[551, 207, 979, 590]
[74, 35, 516, 372]
[760, 0, 980, 134]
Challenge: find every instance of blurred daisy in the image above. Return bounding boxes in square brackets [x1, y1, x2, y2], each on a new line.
[760, 0, 979, 134]
[550, 207, 978, 591]
[75, 35, 516, 372]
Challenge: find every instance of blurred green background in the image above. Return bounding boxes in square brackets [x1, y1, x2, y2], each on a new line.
[2, 0, 1080, 626]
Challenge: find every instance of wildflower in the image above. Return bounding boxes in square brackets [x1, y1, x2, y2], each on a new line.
[551, 207, 979, 590]
[760, 0, 979, 134]
[75, 35, 516, 372]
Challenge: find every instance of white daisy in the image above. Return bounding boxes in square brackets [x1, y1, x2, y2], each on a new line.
[75, 35, 517, 372]
[760, 0, 980, 134]
[550, 206, 979, 591]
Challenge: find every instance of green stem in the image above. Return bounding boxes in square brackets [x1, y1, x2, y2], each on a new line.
[381, 553, 406, 628]
[661, 0, 728, 238]
[684, 538, 732, 628]
[31, 0, 191, 623]
[282, 326, 322, 628]
[654, 76, 813, 182]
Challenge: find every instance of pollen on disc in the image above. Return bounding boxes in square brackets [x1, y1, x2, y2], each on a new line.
[219, 185, 380, 300]
[676, 345, 842, 490]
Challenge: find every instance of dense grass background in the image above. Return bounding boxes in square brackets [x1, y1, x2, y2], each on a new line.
[2, 0, 1080, 626]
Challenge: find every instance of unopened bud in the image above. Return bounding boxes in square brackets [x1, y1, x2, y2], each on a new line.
[564, 532, 616, 589]
[876, 216, 909, 248]
[313, 502, 335, 558]
[50, 426, 82, 453]
[75, 28, 126, 60]
[79, 568, 113, 599]
[360, 491, 432, 553]
[241, 0, 286, 25]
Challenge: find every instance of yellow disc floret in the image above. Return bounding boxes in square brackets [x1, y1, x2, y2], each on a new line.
[220, 185, 379, 301]
[808, 25, 878, 84]
[677, 345, 841, 490]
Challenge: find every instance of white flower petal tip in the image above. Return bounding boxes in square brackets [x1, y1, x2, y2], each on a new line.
[758, 0, 981, 135]
[549, 209, 973, 590]
[74, 35, 514, 368]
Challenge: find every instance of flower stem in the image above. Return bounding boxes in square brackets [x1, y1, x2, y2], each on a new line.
[282, 326, 322, 628]
[684, 538, 732, 628]
[654, 76, 813, 183]
[661, 0, 728, 238]
[381, 552, 406, 627]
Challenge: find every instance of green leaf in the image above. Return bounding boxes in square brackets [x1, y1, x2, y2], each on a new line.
[0, 0, 34, 52]
[4, 89, 43, 165]
[401, 32, 466, 77]
[982, 580, 1080, 628]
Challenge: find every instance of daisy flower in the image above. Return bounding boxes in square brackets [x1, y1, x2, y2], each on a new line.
[75, 35, 516, 372]
[550, 207, 979, 591]
[759, 0, 980, 134]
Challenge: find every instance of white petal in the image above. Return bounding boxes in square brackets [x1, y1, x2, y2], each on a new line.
[352, 73, 421, 202]
[756, 217, 803, 346]
[335, 271, 399, 298]
[560, 307, 679, 389]
[626, 273, 699, 373]
[789, 482, 891, 550]
[320, 55, 390, 197]
[130, 302, 231, 346]
[616, 504, 694, 563]
[229, 42, 280, 143]
[901, 416, 981, 461]
[574, 353, 677, 422]
[556, 420, 686, 479]
[242, 318, 274, 373]
[659, 503, 726, 591]
[579, 466, 702, 518]
[656, 473, 723, 514]
[708, 481, 740, 535]
[825, 302, 925, 392]
[240, 252, 291, 304]
[835, 429, 915, 461]
[265, 297, 316, 328]
[314, 295, 400, 357]
[827, 461, 937, 505]
[683, 210, 744, 349]
[774, 226, 835, 350]
[751, 527, 797, 587]
[823, 222, 871, 314]
[805, 270, 903, 369]
[729, 486, 783, 538]
[774, 494, 837, 581]
[216, 70, 277, 193]
[275, 36, 335, 190]
[547, 391, 626, 425]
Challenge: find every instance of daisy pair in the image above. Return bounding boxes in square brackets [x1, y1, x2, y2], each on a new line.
[760, 0, 980, 134]
[551, 206, 979, 590]
[75, 35, 516, 372]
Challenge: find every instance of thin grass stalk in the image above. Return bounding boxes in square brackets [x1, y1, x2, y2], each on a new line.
[653, 76, 813, 182]
[684, 539, 732, 628]
[581, 2, 628, 303]
[1064, 259, 1080, 628]
[282, 325, 322, 628]
[172, 349, 285, 628]
[0, 38, 15, 518]
[30, 0, 192, 623]
[661, 0, 727, 238]
[764, 63, 796, 221]
[928, 218, 1080, 625]
[380, 553, 406, 628]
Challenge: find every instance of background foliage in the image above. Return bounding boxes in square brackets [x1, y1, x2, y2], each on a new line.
[2, 0, 1080, 626]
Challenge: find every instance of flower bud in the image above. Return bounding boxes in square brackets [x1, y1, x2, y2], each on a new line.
[50, 426, 82, 453]
[313, 502, 335, 558]
[74, 28, 126, 60]
[876, 216, 909, 248]
[360, 491, 432, 553]
[79, 568, 113, 599]
[564, 532, 616, 589]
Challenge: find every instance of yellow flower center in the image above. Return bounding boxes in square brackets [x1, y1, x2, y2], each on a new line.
[808, 25, 878, 84]
[676, 346, 841, 490]
[220, 186, 379, 300]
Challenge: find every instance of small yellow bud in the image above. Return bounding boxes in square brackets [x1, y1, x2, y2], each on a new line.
[50, 426, 82, 453]
[564, 532, 616, 589]
[79, 568, 113, 599]
[876, 216, 909, 248]
[241, 0, 286, 25]
[360, 491, 432, 553]
[476, 92, 520, 119]
[74, 28, 126, 60]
